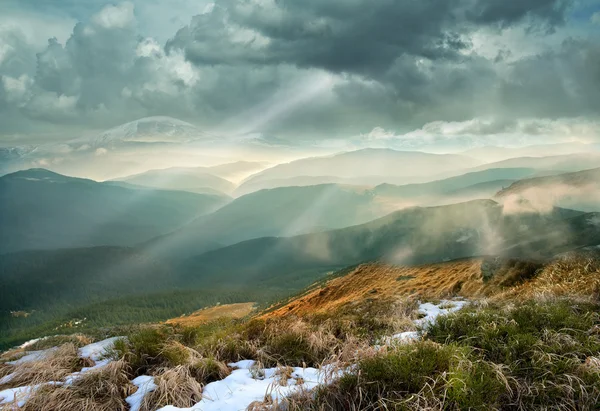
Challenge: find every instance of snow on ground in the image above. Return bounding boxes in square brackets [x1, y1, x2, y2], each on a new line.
[414, 299, 468, 328]
[78, 336, 122, 361]
[2, 301, 468, 410]
[387, 299, 467, 343]
[127, 376, 158, 411]
[0, 385, 39, 407]
[17, 339, 41, 350]
[155, 360, 338, 411]
[0, 383, 63, 407]
[7, 348, 56, 366]
[147, 300, 468, 411]
[0, 337, 121, 408]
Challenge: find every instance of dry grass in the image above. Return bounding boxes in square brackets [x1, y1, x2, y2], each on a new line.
[166, 302, 256, 327]
[494, 253, 600, 301]
[275, 366, 294, 386]
[21, 360, 133, 411]
[263, 260, 488, 319]
[0, 364, 12, 379]
[140, 366, 203, 411]
[0, 344, 93, 390]
[0, 335, 93, 365]
[190, 357, 231, 384]
[4, 253, 600, 410]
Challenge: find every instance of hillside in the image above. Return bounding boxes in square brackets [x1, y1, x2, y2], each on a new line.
[144, 184, 393, 259]
[176, 200, 597, 289]
[114, 167, 236, 195]
[2, 252, 599, 410]
[496, 167, 600, 212]
[237, 149, 481, 194]
[0, 247, 175, 313]
[264, 250, 600, 318]
[371, 167, 537, 207]
[469, 153, 600, 174]
[461, 142, 593, 162]
[0, 169, 227, 254]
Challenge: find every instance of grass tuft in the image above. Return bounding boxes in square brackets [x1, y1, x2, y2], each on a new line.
[21, 360, 133, 411]
[140, 366, 203, 411]
[0, 344, 93, 389]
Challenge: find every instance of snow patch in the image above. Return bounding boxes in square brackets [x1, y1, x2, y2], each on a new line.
[415, 300, 468, 328]
[155, 361, 337, 411]
[126, 376, 157, 411]
[8, 348, 56, 365]
[18, 338, 42, 350]
[78, 337, 122, 361]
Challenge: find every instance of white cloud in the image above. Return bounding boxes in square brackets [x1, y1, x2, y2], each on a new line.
[1, 74, 32, 104]
[91, 2, 135, 30]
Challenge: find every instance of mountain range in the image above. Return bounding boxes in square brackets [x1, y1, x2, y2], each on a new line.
[0, 169, 227, 254]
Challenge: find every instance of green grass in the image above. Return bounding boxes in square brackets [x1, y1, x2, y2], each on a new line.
[283, 298, 600, 410]
[4, 291, 600, 410]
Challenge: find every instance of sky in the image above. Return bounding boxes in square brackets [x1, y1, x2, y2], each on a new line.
[0, 0, 599, 149]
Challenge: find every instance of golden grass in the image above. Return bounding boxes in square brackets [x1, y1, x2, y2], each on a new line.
[140, 366, 203, 411]
[0, 344, 93, 390]
[493, 253, 600, 301]
[21, 360, 133, 411]
[0, 364, 12, 379]
[263, 260, 488, 319]
[166, 302, 256, 327]
[263, 253, 600, 320]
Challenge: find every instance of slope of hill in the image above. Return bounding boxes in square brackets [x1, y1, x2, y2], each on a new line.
[0, 169, 228, 254]
[144, 184, 396, 259]
[469, 153, 600, 174]
[176, 200, 596, 289]
[264, 250, 600, 318]
[236, 149, 481, 194]
[461, 142, 593, 163]
[206, 161, 269, 183]
[0, 247, 175, 312]
[496, 167, 600, 212]
[372, 167, 537, 205]
[115, 161, 269, 195]
[114, 167, 236, 195]
[4, 252, 599, 410]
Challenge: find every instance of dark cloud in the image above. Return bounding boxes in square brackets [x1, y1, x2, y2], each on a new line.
[1, 0, 599, 144]
[168, 0, 572, 76]
[499, 38, 600, 118]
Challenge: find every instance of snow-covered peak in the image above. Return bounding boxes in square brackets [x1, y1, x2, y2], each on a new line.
[92, 116, 215, 147]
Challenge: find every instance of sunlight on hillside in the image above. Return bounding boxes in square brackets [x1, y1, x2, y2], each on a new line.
[1, 0, 600, 409]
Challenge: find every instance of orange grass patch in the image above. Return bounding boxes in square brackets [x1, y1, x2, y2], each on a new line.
[166, 302, 256, 327]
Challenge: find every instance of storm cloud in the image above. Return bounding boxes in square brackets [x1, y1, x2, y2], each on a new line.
[0, 0, 598, 144]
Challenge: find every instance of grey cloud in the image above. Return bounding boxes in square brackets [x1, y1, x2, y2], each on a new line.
[168, 0, 572, 76]
[0, 0, 597, 145]
[499, 38, 600, 119]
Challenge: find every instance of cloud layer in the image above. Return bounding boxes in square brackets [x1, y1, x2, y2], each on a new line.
[0, 0, 598, 145]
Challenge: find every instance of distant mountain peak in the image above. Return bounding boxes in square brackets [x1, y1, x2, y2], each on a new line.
[89, 116, 216, 147]
[4, 168, 62, 179]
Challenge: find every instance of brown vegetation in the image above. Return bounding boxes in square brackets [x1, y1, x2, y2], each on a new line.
[0, 344, 93, 390]
[165, 302, 256, 327]
[21, 360, 133, 411]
